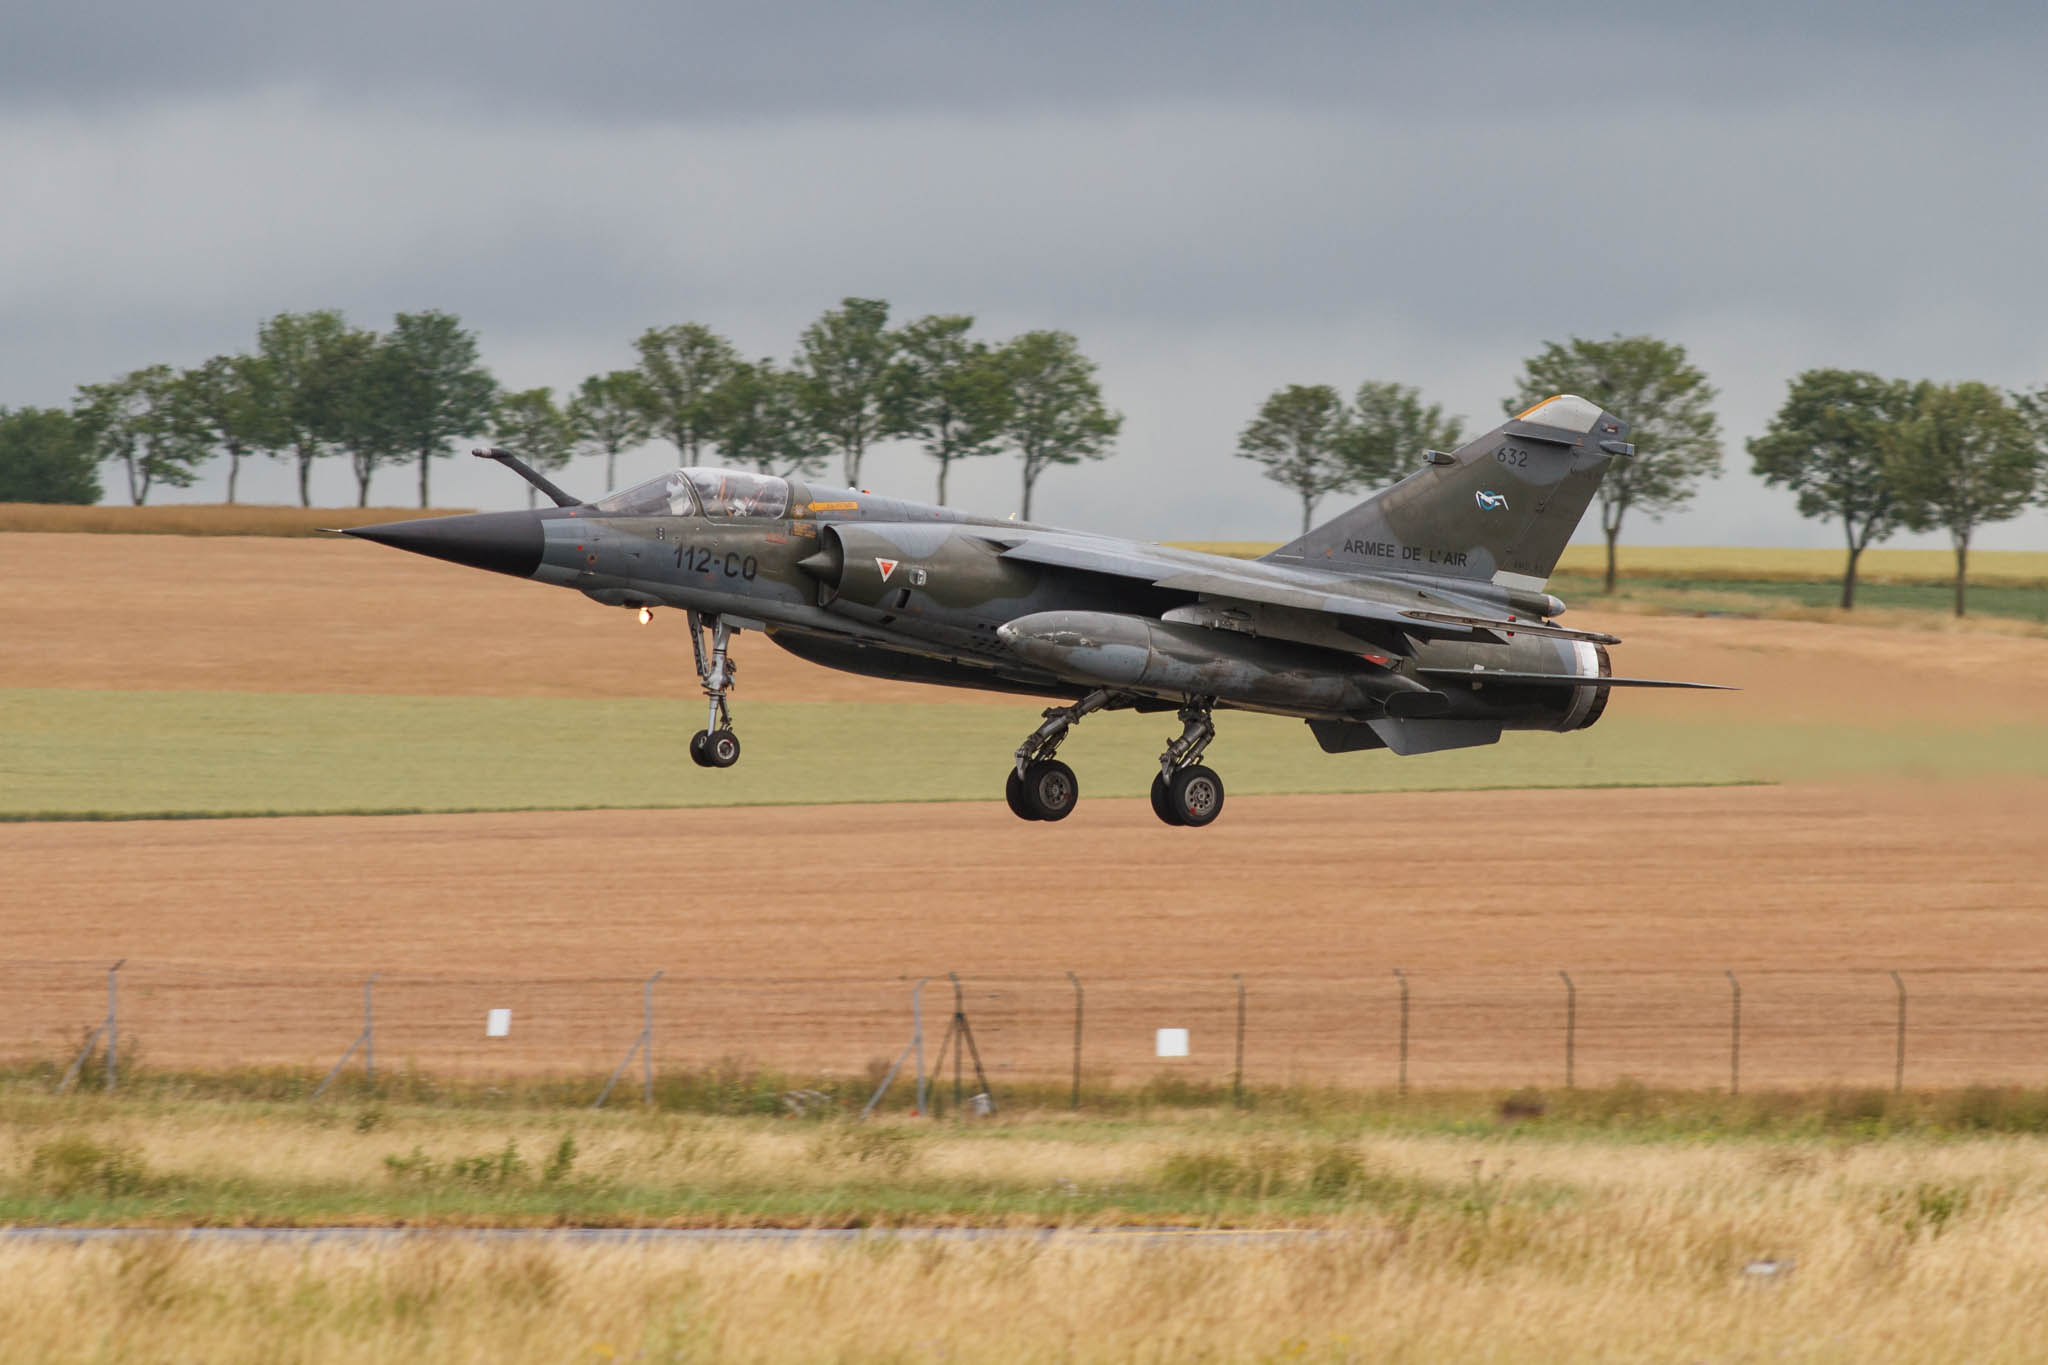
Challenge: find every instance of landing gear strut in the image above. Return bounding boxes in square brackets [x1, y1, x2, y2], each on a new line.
[686, 610, 741, 768]
[1004, 689, 1113, 821]
[1150, 700, 1224, 827]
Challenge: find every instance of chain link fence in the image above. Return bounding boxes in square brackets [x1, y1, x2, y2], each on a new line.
[6, 959, 2047, 1094]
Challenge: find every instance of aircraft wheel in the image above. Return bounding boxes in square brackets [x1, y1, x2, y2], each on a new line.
[1150, 772, 1186, 826]
[1167, 765, 1224, 827]
[1021, 759, 1078, 822]
[688, 731, 714, 768]
[704, 729, 741, 768]
[1004, 769, 1041, 821]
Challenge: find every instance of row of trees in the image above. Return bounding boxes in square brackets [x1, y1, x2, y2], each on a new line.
[1239, 336, 2045, 614]
[0, 301, 1122, 519]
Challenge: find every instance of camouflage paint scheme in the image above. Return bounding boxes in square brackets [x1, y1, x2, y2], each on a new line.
[345, 396, 1724, 825]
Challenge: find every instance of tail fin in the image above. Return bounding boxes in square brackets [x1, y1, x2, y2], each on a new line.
[1262, 394, 1632, 588]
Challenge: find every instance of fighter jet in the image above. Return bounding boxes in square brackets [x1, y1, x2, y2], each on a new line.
[344, 394, 1724, 828]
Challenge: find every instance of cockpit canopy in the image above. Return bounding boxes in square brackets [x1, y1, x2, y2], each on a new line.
[591, 468, 791, 520]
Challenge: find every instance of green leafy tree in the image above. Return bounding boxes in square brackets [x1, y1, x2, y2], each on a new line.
[0, 406, 101, 503]
[490, 388, 576, 509]
[1748, 370, 1916, 609]
[254, 310, 377, 506]
[884, 314, 1012, 504]
[74, 365, 211, 505]
[1887, 381, 2039, 617]
[179, 354, 278, 505]
[998, 330, 1122, 521]
[1504, 335, 1723, 593]
[1346, 380, 1466, 492]
[634, 324, 739, 464]
[710, 359, 824, 476]
[373, 311, 498, 507]
[566, 370, 653, 491]
[334, 339, 413, 507]
[793, 298, 895, 486]
[1236, 384, 1352, 533]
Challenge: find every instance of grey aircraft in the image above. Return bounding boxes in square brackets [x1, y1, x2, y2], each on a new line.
[344, 394, 1723, 827]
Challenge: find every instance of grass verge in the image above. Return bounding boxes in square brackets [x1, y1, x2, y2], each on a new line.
[9, 1076, 2048, 1360]
[7, 688, 2040, 819]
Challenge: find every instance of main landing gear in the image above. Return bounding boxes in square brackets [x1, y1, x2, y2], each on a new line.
[1150, 701, 1223, 828]
[1000, 694, 1226, 828]
[1005, 690, 1111, 821]
[686, 610, 741, 769]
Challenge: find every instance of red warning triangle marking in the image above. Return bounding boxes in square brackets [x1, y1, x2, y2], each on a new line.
[876, 557, 899, 581]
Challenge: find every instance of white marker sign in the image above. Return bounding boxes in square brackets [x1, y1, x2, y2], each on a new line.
[486, 1008, 511, 1038]
[1155, 1027, 1189, 1058]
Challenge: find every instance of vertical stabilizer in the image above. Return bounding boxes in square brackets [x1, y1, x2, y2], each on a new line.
[1262, 395, 1632, 588]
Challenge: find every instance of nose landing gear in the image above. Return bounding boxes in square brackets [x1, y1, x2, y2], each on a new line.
[686, 610, 741, 769]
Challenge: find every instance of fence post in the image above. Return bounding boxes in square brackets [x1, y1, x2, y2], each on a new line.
[1560, 970, 1576, 1090]
[643, 970, 663, 1104]
[1066, 971, 1082, 1110]
[1232, 973, 1245, 1107]
[364, 974, 377, 1084]
[105, 959, 123, 1093]
[1891, 969, 1906, 1094]
[1393, 968, 1409, 1098]
[1725, 970, 1741, 1096]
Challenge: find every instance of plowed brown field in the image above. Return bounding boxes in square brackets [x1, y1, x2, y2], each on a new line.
[6, 781, 2045, 1089]
[6, 532, 2046, 725]
[6, 532, 2047, 1091]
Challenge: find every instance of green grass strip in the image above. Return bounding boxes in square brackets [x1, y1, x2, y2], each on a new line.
[1, 689, 2040, 820]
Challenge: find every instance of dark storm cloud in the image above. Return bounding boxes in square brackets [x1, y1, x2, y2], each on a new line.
[5, 2, 2047, 545]
[7, 1, 2045, 119]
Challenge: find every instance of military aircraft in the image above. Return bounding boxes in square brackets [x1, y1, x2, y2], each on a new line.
[343, 393, 1724, 828]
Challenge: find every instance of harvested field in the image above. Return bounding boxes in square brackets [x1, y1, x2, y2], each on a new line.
[5, 533, 2046, 728]
[0, 504, 471, 536]
[5, 780, 2045, 1089]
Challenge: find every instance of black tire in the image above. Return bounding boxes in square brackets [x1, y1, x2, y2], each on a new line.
[1022, 759, 1078, 822]
[688, 731, 713, 768]
[1167, 765, 1224, 827]
[1150, 772, 1185, 826]
[705, 729, 741, 768]
[1005, 768, 1040, 821]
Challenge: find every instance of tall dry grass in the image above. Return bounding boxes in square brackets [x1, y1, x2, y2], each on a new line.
[10, 1096, 2048, 1358]
[0, 504, 472, 536]
[6, 1159, 2048, 1362]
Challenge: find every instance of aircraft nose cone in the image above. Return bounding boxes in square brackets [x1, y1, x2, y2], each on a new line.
[343, 510, 544, 579]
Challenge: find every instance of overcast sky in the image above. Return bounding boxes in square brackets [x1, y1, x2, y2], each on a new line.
[7, 1, 2047, 548]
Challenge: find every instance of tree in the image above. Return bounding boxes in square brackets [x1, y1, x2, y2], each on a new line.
[792, 298, 895, 486]
[710, 359, 823, 476]
[374, 311, 498, 508]
[634, 324, 739, 464]
[1346, 380, 1466, 492]
[1748, 370, 1916, 609]
[74, 365, 210, 505]
[884, 314, 1012, 504]
[566, 371, 652, 491]
[1236, 384, 1352, 533]
[0, 407, 101, 503]
[334, 340, 411, 507]
[179, 354, 277, 505]
[1887, 381, 2039, 617]
[254, 310, 377, 507]
[1503, 335, 1722, 593]
[490, 388, 576, 509]
[998, 330, 1122, 522]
